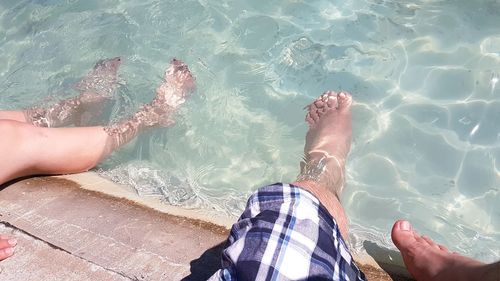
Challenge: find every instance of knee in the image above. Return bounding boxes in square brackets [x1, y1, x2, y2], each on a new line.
[0, 120, 37, 182]
[0, 120, 47, 164]
[0, 120, 42, 145]
[0, 120, 25, 144]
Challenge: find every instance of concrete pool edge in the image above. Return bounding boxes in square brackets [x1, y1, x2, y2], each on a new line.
[65, 171, 414, 281]
[59, 171, 236, 230]
[0, 175, 230, 280]
[0, 172, 414, 280]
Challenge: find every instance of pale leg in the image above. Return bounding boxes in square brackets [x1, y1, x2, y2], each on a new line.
[0, 120, 109, 185]
[10, 57, 122, 127]
[292, 91, 353, 240]
[0, 59, 195, 186]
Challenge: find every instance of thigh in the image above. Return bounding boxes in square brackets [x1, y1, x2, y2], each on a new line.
[210, 183, 367, 281]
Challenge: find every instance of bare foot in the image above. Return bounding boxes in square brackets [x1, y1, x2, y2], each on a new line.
[391, 220, 498, 281]
[140, 58, 196, 127]
[103, 59, 195, 149]
[75, 57, 123, 101]
[299, 91, 353, 196]
[25, 57, 123, 127]
[74, 57, 123, 126]
[154, 58, 196, 110]
[0, 235, 16, 261]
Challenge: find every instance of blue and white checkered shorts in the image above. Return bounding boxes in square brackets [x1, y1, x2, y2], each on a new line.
[209, 183, 367, 281]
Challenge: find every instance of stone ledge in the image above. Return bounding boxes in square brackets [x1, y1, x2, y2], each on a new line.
[0, 173, 414, 280]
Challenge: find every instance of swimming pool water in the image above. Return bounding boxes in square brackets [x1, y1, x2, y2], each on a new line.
[0, 0, 499, 262]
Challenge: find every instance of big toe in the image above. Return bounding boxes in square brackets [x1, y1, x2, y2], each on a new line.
[391, 220, 418, 251]
[337, 91, 352, 111]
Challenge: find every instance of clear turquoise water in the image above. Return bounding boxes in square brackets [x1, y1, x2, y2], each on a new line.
[0, 0, 499, 262]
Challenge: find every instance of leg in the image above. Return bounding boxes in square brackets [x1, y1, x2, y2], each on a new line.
[103, 59, 195, 148]
[0, 59, 195, 185]
[209, 92, 365, 281]
[23, 57, 122, 127]
[392, 220, 500, 281]
[0, 120, 110, 184]
[0, 235, 16, 261]
[292, 91, 353, 240]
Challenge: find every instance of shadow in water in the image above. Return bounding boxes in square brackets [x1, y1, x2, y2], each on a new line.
[363, 240, 414, 281]
[181, 242, 226, 281]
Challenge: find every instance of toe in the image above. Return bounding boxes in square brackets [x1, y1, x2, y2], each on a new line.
[321, 91, 334, 101]
[438, 244, 449, 252]
[421, 236, 440, 250]
[0, 247, 14, 261]
[305, 112, 315, 125]
[171, 58, 181, 65]
[326, 94, 338, 109]
[314, 99, 326, 108]
[0, 237, 16, 249]
[310, 109, 320, 122]
[337, 91, 352, 111]
[391, 220, 418, 251]
[305, 99, 321, 123]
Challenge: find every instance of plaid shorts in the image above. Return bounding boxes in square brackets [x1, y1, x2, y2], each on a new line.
[209, 183, 366, 281]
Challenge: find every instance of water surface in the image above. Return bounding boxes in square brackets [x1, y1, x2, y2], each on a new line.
[0, 0, 499, 262]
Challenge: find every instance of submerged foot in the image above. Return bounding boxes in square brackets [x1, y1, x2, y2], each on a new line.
[144, 58, 196, 126]
[298, 91, 353, 196]
[75, 57, 123, 102]
[25, 57, 123, 127]
[391, 220, 495, 281]
[154, 58, 196, 109]
[74, 57, 123, 126]
[103, 59, 195, 149]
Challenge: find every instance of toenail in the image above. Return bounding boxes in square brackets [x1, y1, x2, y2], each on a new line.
[4, 248, 13, 255]
[8, 239, 16, 246]
[315, 100, 324, 106]
[399, 220, 411, 231]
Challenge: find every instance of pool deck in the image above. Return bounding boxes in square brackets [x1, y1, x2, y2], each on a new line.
[0, 173, 414, 281]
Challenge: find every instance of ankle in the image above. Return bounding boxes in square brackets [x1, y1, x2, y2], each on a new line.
[298, 153, 345, 196]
